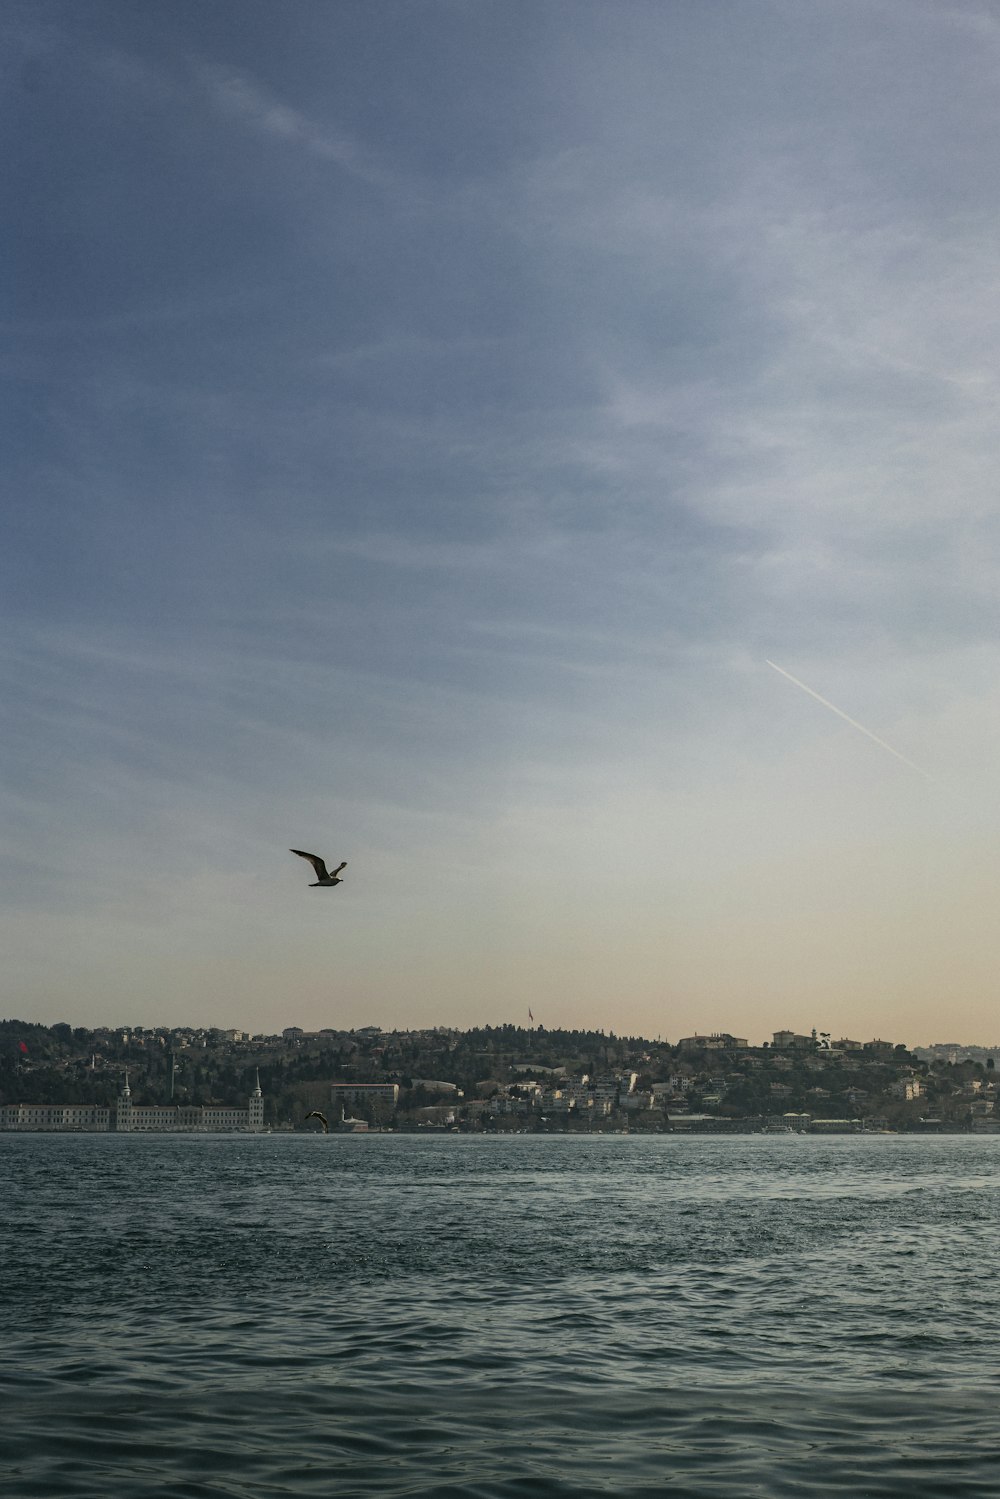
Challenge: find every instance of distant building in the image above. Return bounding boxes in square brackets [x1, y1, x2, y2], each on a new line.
[620, 1092, 653, 1114]
[1, 1104, 110, 1132]
[772, 1031, 813, 1049]
[589, 1074, 636, 1103]
[678, 1034, 748, 1052]
[114, 1069, 265, 1133]
[666, 1113, 723, 1131]
[1, 1075, 266, 1134]
[329, 1082, 399, 1111]
[913, 1043, 1000, 1066]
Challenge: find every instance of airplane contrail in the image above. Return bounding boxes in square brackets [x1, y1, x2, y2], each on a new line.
[765, 660, 935, 782]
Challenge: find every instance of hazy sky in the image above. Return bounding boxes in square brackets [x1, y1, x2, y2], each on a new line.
[6, 0, 1000, 1045]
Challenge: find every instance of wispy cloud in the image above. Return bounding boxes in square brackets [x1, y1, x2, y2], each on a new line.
[194, 62, 388, 185]
[88, 43, 391, 187]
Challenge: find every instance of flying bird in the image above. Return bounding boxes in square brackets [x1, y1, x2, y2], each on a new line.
[291, 850, 347, 886]
[304, 1110, 329, 1133]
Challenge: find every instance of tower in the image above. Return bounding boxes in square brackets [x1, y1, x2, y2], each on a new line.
[248, 1069, 264, 1132]
[116, 1068, 133, 1133]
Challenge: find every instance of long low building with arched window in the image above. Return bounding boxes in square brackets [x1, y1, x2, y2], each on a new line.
[2, 1073, 267, 1132]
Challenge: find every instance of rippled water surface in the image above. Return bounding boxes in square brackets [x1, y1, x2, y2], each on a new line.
[3, 1133, 1000, 1497]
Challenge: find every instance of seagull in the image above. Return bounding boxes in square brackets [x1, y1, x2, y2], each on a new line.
[304, 1110, 329, 1133]
[291, 850, 347, 887]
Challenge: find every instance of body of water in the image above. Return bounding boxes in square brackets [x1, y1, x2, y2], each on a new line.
[2, 1132, 999, 1497]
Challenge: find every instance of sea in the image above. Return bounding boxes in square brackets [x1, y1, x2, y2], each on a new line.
[2, 1133, 999, 1498]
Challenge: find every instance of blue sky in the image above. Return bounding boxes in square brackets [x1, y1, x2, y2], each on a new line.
[6, 0, 1000, 1043]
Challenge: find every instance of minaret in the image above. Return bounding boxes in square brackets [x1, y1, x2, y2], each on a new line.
[248, 1069, 264, 1132]
[117, 1068, 133, 1133]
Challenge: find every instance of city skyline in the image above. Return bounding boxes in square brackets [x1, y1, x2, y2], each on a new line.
[6, 1015, 999, 1137]
[7, 1, 1000, 1044]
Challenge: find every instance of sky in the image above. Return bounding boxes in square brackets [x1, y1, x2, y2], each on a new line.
[5, 0, 1000, 1045]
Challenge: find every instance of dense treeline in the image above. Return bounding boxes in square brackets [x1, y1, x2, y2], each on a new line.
[1, 1016, 991, 1130]
[0, 1016, 666, 1118]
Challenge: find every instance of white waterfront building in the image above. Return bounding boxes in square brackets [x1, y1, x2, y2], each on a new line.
[1, 1073, 266, 1133]
[0, 1103, 111, 1131]
[115, 1069, 266, 1132]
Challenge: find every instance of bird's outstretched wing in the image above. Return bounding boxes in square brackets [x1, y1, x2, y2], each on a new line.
[304, 1110, 329, 1133]
[331, 862, 347, 876]
[291, 849, 329, 880]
